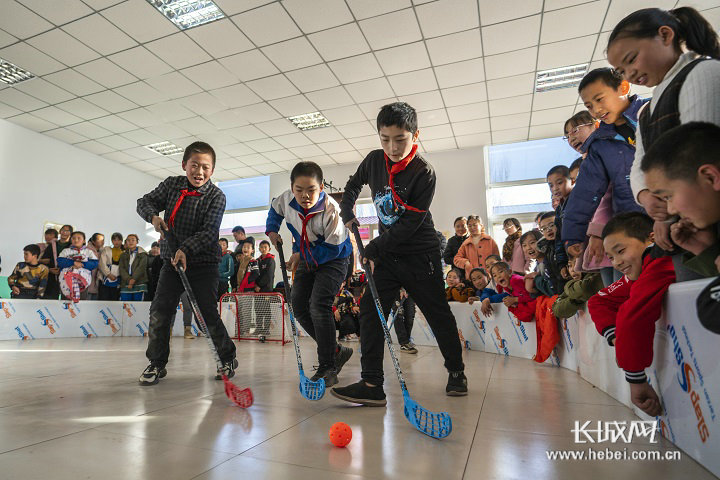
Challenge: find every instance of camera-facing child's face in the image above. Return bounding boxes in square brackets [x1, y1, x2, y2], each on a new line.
[23, 250, 37, 264]
[521, 236, 541, 260]
[467, 219, 482, 235]
[470, 271, 488, 291]
[539, 216, 557, 241]
[580, 80, 630, 125]
[565, 122, 596, 152]
[547, 172, 573, 201]
[454, 219, 468, 236]
[379, 124, 419, 162]
[241, 243, 254, 257]
[645, 167, 720, 230]
[70, 233, 84, 248]
[568, 260, 581, 281]
[569, 167, 579, 185]
[183, 152, 214, 188]
[219, 240, 228, 251]
[491, 266, 511, 289]
[259, 243, 270, 255]
[112, 237, 123, 248]
[45, 232, 57, 243]
[126, 236, 138, 250]
[485, 257, 499, 271]
[446, 271, 460, 287]
[603, 231, 652, 281]
[292, 175, 323, 210]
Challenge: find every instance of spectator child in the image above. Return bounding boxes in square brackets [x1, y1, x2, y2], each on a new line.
[502, 217, 531, 275]
[234, 240, 259, 293]
[334, 284, 360, 341]
[454, 215, 500, 278]
[538, 212, 568, 294]
[98, 233, 123, 301]
[255, 240, 276, 293]
[467, 267, 507, 305]
[217, 238, 234, 301]
[445, 268, 473, 302]
[522, 230, 554, 297]
[569, 157, 582, 185]
[146, 241, 162, 301]
[486, 262, 536, 322]
[8, 244, 48, 299]
[231, 226, 255, 291]
[119, 234, 148, 301]
[57, 231, 98, 302]
[86, 233, 104, 300]
[39, 227, 64, 299]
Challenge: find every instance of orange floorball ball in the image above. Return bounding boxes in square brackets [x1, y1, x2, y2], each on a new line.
[329, 422, 352, 447]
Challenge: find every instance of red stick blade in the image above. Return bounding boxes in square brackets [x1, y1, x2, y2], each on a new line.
[223, 376, 253, 408]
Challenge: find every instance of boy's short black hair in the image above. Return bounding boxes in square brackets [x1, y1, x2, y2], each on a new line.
[111, 232, 123, 242]
[151, 241, 159, 248]
[578, 67, 624, 93]
[24, 244, 41, 257]
[602, 212, 654, 241]
[547, 165, 570, 179]
[241, 239, 255, 250]
[490, 261, 511, 276]
[71, 231, 86, 241]
[569, 157, 583, 172]
[259, 240, 271, 248]
[469, 267, 488, 279]
[183, 141, 216, 168]
[290, 161, 323, 185]
[520, 230, 542, 245]
[377, 102, 418, 133]
[641, 122, 720, 180]
[539, 211, 556, 222]
[485, 254, 502, 263]
[232, 225, 245, 234]
[45, 228, 58, 238]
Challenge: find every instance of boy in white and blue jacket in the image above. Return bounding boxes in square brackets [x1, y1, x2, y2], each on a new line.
[266, 161, 354, 387]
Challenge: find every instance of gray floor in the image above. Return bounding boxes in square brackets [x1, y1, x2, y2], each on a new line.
[0, 337, 716, 480]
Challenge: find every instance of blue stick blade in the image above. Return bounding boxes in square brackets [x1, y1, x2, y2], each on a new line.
[402, 392, 452, 439]
[299, 374, 326, 401]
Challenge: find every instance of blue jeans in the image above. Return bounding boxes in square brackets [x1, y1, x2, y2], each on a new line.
[121, 291, 145, 301]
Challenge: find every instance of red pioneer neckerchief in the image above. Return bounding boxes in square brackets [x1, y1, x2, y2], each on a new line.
[167, 189, 202, 228]
[384, 144, 427, 213]
[298, 209, 321, 266]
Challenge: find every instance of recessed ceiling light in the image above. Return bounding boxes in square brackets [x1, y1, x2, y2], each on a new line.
[146, 0, 225, 30]
[287, 112, 331, 131]
[535, 63, 589, 93]
[0, 58, 35, 85]
[145, 141, 184, 156]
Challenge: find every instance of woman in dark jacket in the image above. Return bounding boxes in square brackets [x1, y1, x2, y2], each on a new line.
[443, 216, 468, 271]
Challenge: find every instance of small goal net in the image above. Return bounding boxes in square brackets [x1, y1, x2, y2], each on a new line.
[220, 293, 288, 344]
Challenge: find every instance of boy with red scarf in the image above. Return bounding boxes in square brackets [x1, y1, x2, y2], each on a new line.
[332, 102, 467, 407]
[266, 161, 354, 387]
[136, 141, 236, 386]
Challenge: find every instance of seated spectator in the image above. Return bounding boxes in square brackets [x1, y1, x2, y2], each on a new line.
[146, 241, 162, 302]
[235, 239, 259, 293]
[445, 268, 473, 303]
[486, 262, 535, 322]
[444, 217, 468, 269]
[57, 231, 99, 302]
[86, 233, 105, 300]
[8, 244, 48, 299]
[98, 233, 124, 301]
[484, 254, 502, 289]
[502, 218, 531, 275]
[454, 215, 500, 279]
[119, 234, 148, 301]
[587, 212, 675, 416]
[39, 227, 63, 300]
[467, 268, 507, 305]
[551, 258, 604, 319]
[537, 212, 568, 295]
[642, 122, 720, 278]
[218, 238, 234, 301]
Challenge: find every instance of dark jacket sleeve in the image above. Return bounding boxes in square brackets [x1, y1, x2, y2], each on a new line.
[256, 257, 276, 291]
[365, 165, 435, 259]
[443, 236, 459, 265]
[340, 157, 370, 225]
[137, 178, 170, 223]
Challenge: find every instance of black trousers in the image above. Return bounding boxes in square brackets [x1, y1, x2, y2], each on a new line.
[359, 251, 464, 385]
[44, 275, 60, 300]
[338, 312, 360, 337]
[291, 256, 349, 368]
[98, 283, 120, 301]
[393, 296, 416, 345]
[146, 263, 236, 367]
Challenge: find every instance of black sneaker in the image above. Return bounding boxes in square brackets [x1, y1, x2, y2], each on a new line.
[215, 358, 238, 380]
[400, 343, 418, 354]
[139, 364, 167, 386]
[446, 371, 468, 396]
[331, 380, 387, 407]
[334, 345, 353, 374]
[311, 366, 338, 387]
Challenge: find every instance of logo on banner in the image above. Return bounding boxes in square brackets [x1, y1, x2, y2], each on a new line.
[79, 322, 98, 338]
[508, 312, 529, 343]
[562, 318, 574, 351]
[99, 309, 120, 334]
[458, 328, 471, 350]
[1, 301, 16, 318]
[136, 321, 149, 336]
[14, 323, 34, 340]
[469, 310, 486, 345]
[62, 301, 79, 318]
[668, 324, 711, 443]
[492, 326, 510, 356]
[36, 307, 60, 334]
[124, 303, 136, 318]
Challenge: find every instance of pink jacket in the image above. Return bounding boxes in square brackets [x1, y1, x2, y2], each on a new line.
[580, 186, 614, 271]
[509, 238, 532, 274]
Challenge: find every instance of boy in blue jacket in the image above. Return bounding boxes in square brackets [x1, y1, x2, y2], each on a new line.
[563, 68, 647, 257]
[266, 161, 354, 387]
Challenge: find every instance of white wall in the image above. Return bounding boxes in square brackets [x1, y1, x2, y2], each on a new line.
[0, 119, 160, 268]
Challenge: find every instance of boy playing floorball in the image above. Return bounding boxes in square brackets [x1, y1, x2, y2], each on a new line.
[137, 141, 237, 386]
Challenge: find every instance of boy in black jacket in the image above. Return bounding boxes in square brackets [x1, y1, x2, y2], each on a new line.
[255, 240, 276, 293]
[332, 102, 467, 406]
[136, 141, 236, 386]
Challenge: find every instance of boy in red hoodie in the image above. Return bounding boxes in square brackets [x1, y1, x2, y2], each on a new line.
[588, 212, 675, 416]
[488, 261, 536, 322]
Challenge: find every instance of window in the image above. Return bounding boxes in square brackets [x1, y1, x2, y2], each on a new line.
[218, 176, 270, 211]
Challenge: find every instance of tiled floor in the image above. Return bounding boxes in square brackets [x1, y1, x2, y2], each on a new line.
[0, 337, 716, 480]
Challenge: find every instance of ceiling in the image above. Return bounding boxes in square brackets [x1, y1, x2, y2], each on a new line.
[0, 0, 718, 180]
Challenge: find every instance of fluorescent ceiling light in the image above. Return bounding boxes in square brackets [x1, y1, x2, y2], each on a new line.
[287, 112, 331, 131]
[0, 58, 35, 85]
[535, 63, 588, 93]
[146, 0, 225, 30]
[145, 141, 184, 156]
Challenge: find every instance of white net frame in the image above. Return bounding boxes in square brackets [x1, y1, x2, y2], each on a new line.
[220, 293, 288, 344]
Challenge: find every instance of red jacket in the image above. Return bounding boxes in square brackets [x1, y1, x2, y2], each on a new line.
[497, 274, 533, 303]
[587, 252, 675, 382]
